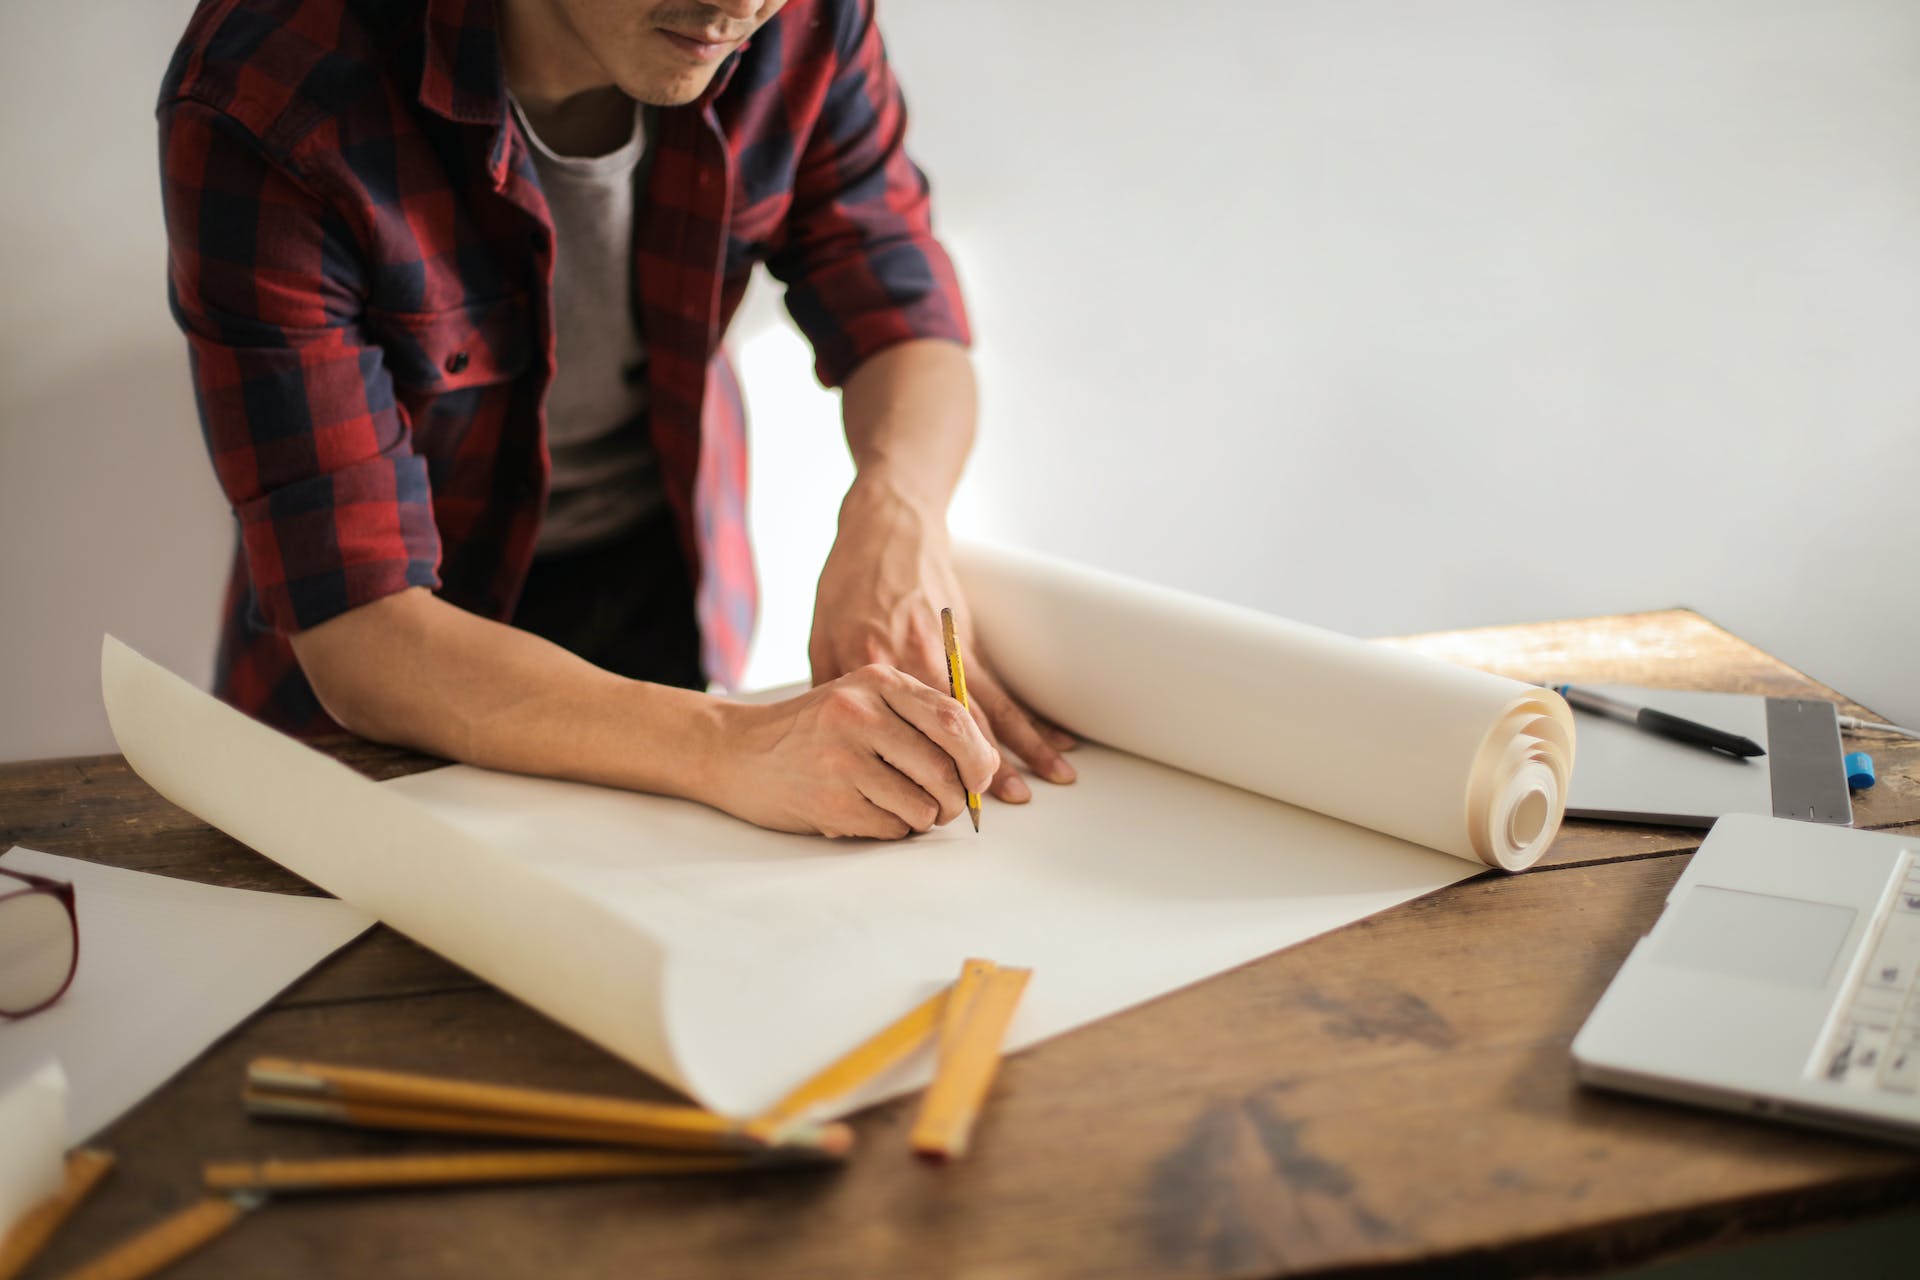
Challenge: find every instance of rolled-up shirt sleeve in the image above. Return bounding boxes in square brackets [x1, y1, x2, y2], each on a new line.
[765, 0, 972, 389]
[160, 100, 440, 635]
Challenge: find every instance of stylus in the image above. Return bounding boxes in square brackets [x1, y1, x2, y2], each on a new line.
[1553, 685, 1766, 759]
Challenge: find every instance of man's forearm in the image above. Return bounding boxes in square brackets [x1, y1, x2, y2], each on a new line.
[839, 338, 977, 520]
[290, 583, 1000, 840]
[288, 587, 723, 798]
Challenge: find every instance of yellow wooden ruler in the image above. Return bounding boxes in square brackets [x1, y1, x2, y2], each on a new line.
[911, 963, 1032, 1159]
[751, 956, 1032, 1160]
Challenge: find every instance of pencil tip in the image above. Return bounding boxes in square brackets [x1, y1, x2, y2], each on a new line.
[970, 808, 980, 833]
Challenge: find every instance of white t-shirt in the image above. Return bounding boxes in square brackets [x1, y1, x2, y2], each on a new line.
[511, 96, 665, 554]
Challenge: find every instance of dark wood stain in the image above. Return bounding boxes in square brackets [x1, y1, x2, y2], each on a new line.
[1297, 984, 1457, 1052]
[1244, 1090, 1398, 1244]
[1148, 1101, 1289, 1275]
[1147, 1090, 1400, 1272]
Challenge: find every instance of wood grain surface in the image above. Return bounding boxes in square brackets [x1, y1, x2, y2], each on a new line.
[4, 610, 1917, 1278]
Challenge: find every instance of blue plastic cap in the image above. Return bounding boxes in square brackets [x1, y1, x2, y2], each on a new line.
[1845, 751, 1876, 791]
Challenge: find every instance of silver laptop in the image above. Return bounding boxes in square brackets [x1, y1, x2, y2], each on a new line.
[1573, 814, 1920, 1145]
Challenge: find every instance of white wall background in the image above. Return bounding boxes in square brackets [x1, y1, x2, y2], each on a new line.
[2, 0, 1915, 763]
[0, 0, 230, 762]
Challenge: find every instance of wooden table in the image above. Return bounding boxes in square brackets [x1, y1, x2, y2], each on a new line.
[5, 610, 1918, 1279]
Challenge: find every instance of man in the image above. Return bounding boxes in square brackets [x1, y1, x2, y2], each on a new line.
[158, 0, 1074, 839]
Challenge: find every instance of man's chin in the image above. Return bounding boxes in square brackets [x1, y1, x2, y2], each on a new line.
[619, 64, 722, 108]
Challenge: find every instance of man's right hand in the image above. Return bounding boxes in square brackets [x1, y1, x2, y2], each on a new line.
[699, 664, 999, 840]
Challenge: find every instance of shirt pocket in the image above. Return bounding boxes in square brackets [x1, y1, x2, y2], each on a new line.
[368, 294, 534, 393]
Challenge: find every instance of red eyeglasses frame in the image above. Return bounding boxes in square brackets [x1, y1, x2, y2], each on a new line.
[0, 863, 80, 1018]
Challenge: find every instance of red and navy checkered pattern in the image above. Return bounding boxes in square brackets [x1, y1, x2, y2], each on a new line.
[159, 0, 969, 732]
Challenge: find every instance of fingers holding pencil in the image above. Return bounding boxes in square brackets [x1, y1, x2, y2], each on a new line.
[939, 607, 1079, 824]
[700, 666, 995, 840]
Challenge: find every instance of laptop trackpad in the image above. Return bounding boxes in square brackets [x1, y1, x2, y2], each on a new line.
[1654, 886, 1856, 989]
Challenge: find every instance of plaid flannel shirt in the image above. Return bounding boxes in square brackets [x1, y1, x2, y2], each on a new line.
[159, 0, 969, 732]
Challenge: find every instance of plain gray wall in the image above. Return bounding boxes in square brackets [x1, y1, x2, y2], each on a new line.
[3, 0, 1915, 763]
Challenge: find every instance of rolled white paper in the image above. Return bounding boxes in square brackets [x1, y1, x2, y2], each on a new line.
[956, 543, 1574, 869]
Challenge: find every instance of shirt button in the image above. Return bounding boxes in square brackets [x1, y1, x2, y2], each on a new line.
[445, 351, 470, 374]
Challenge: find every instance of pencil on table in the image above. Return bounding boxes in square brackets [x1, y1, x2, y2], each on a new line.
[202, 1149, 773, 1195]
[940, 607, 982, 833]
[243, 1058, 850, 1159]
[0, 1149, 115, 1280]
[240, 1088, 840, 1161]
[51, 1193, 259, 1280]
[245, 1057, 728, 1132]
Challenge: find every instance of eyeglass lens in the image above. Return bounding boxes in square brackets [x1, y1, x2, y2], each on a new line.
[0, 890, 77, 1016]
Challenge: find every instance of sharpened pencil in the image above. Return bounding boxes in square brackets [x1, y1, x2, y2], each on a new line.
[940, 607, 982, 832]
[53, 1194, 258, 1280]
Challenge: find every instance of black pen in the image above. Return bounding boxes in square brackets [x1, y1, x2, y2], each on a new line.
[1552, 684, 1766, 759]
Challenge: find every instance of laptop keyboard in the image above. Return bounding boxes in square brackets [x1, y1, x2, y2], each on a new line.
[1820, 852, 1920, 1092]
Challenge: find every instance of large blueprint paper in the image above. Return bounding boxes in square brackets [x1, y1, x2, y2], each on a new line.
[102, 545, 1573, 1117]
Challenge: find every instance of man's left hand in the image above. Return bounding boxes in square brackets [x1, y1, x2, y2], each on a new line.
[809, 479, 1076, 805]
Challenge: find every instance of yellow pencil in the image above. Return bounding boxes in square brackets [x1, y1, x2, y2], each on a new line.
[242, 1058, 850, 1158]
[53, 1193, 258, 1280]
[202, 1150, 766, 1195]
[240, 1088, 844, 1160]
[940, 607, 982, 833]
[0, 1149, 115, 1280]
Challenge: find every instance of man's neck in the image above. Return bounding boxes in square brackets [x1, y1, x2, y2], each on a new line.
[499, 0, 633, 157]
[517, 86, 635, 158]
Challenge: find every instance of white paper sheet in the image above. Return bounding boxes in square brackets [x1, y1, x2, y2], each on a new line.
[101, 544, 1574, 1118]
[0, 848, 372, 1143]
